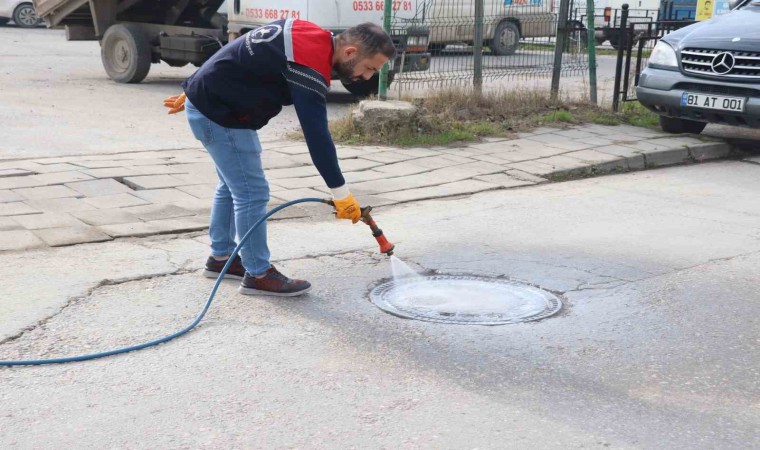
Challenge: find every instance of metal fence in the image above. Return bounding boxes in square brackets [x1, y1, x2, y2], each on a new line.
[612, 4, 697, 110]
[388, 0, 592, 91]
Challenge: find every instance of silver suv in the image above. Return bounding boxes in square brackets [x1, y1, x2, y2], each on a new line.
[636, 0, 760, 134]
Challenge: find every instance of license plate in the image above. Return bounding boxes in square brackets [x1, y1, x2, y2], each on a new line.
[680, 92, 746, 112]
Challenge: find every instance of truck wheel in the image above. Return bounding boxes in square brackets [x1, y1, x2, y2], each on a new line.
[342, 73, 394, 98]
[491, 21, 520, 56]
[13, 3, 40, 28]
[659, 116, 707, 134]
[101, 24, 151, 84]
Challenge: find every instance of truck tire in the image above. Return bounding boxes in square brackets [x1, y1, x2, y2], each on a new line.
[13, 3, 40, 28]
[342, 73, 394, 98]
[659, 116, 707, 135]
[101, 24, 152, 84]
[491, 21, 520, 56]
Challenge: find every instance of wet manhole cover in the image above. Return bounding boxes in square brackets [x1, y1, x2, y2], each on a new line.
[369, 275, 562, 325]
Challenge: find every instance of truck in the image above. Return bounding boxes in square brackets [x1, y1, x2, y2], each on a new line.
[33, 0, 430, 96]
[593, 0, 697, 48]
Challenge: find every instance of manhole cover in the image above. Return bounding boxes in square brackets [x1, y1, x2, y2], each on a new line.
[369, 275, 562, 325]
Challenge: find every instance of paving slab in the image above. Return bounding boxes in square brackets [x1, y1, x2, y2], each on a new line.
[13, 185, 82, 200]
[28, 163, 84, 173]
[343, 170, 390, 184]
[338, 158, 384, 172]
[373, 161, 432, 177]
[0, 169, 33, 178]
[505, 169, 549, 183]
[0, 202, 41, 216]
[28, 171, 94, 186]
[270, 188, 328, 202]
[268, 143, 309, 155]
[176, 184, 218, 199]
[0, 217, 21, 231]
[361, 151, 423, 164]
[25, 197, 96, 213]
[98, 222, 163, 238]
[122, 175, 193, 190]
[0, 190, 23, 203]
[172, 171, 223, 185]
[147, 217, 209, 234]
[265, 166, 320, 180]
[474, 173, 539, 188]
[71, 209, 142, 226]
[83, 193, 150, 209]
[33, 226, 112, 247]
[0, 175, 43, 190]
[65, 178, 133, 197]
[12, 213, 87, 230]
[80, 167, 149, 179]
[131, 188, 199, 204]
[0, 229, 44, 251]
[121, 204, 196, 221]
[506, 160, 559, 177]
[412, 155, 474, 169]
[381, 179, 500, 202]
[171, 199, 212, 217]
[273, 176, 326, 190]
[350, 162, 501, 194]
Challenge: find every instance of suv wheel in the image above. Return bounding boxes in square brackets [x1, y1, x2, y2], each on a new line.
[659, 116, 707, 134]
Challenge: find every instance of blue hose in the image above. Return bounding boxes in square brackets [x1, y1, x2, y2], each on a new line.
[0, 197, 327, 367]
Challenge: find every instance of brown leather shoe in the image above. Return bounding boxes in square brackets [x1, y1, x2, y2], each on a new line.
[203, 255, 246, 280]
[238, 265, 311, 297]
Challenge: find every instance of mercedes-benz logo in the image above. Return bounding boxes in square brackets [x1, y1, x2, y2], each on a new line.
[711, 52, 735, 75]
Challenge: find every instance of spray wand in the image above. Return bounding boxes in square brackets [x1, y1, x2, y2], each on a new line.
[323, 200, 394, 257]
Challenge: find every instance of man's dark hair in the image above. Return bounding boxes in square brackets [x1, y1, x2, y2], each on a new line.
[338, 23, 397, 59]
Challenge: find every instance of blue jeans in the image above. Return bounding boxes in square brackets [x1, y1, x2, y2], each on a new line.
[185, 100, 271, 276]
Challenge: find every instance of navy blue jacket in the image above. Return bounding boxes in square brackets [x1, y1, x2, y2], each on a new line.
[183, 19, 344, 188]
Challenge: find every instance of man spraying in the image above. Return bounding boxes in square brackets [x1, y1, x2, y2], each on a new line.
[164, 20, 395, 297]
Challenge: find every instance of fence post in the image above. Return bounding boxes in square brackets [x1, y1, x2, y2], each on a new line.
[586, 0, 597, 104]
[378, 0, 393, 100]
[612, 3, 629, 112]
[473, 0, 484, 95]
[551, 0, 571, 100]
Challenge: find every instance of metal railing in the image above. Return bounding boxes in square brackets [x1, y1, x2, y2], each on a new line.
[612, 4, 697, 110]
[387, 0, 592, 92]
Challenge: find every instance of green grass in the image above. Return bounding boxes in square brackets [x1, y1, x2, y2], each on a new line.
[544, 110, 576, 124]
[285, 88, 664, 147]
[620, 102, 660, 130]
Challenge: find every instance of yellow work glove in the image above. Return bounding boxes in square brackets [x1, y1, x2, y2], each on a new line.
[163, 92, 186, 114]
[333, 193, 361, 224]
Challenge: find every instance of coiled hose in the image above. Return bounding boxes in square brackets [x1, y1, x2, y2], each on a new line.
[0, 197, 327, 367]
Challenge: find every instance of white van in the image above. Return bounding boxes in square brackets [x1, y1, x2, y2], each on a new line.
[226, 0, 431, 95]
[426, 0, 560, 55]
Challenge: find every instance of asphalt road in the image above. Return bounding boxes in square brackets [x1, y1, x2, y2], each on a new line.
[1, 160, 759, 449]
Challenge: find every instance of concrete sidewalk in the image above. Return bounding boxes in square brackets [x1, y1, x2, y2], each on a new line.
[0, 123, 734, 251]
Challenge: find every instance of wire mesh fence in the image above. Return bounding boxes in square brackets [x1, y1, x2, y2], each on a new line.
[388, 0, 592, 90]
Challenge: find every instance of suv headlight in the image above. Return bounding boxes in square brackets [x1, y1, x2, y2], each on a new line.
[648, 41, 678, 69]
